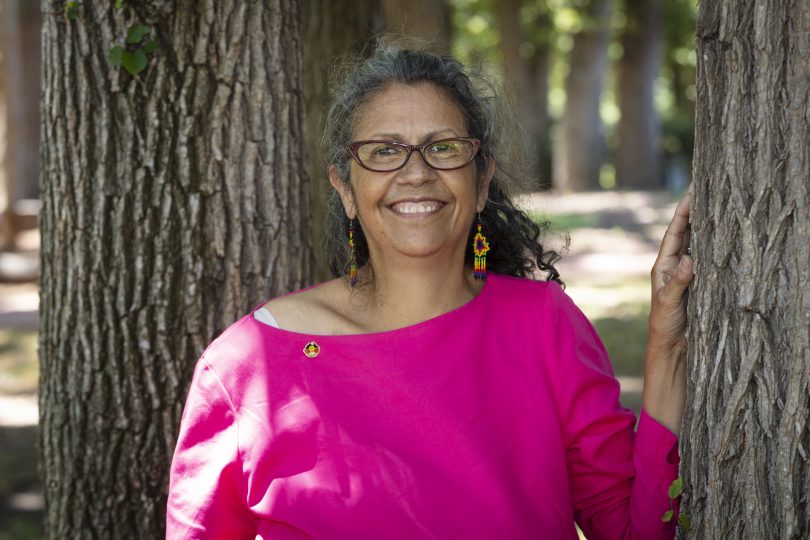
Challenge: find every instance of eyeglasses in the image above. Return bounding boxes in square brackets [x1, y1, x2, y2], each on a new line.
[348, 137, 481, 172]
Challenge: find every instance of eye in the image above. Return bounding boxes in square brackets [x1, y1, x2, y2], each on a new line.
[428, 142, 456, 153]
[372, 144, 403, 156]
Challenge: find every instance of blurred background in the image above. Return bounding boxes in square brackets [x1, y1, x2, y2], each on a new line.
[0, 0, 695, 537]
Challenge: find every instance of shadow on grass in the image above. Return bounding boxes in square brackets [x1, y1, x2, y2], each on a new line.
[592, 306, 649, 378]
[0, 425, 43, 540]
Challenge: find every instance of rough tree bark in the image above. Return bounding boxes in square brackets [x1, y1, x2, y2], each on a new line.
[39, 1, 314, 537]
[615, 0, 662, 190]
[553, 0, 611, 192]
[682, 2, 809, 538]
[303, 0, 381, 281]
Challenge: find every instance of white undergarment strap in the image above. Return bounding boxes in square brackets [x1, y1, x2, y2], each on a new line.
[254, 307, 280, 328]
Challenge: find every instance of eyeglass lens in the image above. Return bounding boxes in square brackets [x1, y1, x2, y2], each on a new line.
[355, 139, 476, 171]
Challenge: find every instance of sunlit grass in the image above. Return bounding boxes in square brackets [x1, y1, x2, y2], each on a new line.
[0, 330, 38, 395]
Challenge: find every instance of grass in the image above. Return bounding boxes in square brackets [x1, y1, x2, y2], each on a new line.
[0, 330, 38, 395]
[529, 211, 599, 232]
[0, 426, 42, 540]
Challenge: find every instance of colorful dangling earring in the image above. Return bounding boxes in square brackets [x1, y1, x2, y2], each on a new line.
[348, 219, 358, 287]
[472, 213, 490, 280]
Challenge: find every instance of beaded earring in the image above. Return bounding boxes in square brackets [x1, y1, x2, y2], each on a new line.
[472, 213, 490, 280]
[348, 219, 358, 287]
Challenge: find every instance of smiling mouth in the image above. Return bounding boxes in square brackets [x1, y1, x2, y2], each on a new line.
[388, 201, 446, 215]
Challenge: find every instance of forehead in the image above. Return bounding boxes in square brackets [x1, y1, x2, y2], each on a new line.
[353, 82, 467, 138]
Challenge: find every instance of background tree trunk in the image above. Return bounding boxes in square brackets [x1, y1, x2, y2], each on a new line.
[0, 0, 41, 248]
[553, 0, 611, 192]
[493, 0, 552, 189]
[682, 2, 809, 538]
[304, 0, 381, 281]
[39, 1, 314, 537]
[615, 0, 662, 190]
[380, 0, 453, 53]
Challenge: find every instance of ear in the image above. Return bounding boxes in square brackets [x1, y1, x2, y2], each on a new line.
[476, 158, 495, 212]
[329, 165, 356, 219]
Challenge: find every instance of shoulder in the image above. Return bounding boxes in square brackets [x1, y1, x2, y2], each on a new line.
[261, 278, 354, 334]
[486, 273, 563, 312]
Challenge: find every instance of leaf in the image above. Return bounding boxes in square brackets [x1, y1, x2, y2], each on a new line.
[126, 24, 151, 44]
[109, 45, 124, 67]
[142, 39, 158, 54]
[668, 477, 684, 499]
[121, 49, 148, 75]
[679, 513, 692, 531]
[661, 510, 674, 523]
[115, 0, 123, 8]
[65, 1, 78, 19]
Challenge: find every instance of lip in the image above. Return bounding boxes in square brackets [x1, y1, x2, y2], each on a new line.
[386, 198, 447, 217]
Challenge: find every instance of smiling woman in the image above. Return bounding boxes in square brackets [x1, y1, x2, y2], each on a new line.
[166, 44, 694, 539]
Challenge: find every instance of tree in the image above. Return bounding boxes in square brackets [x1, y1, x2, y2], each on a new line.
[493, 0, 552, 189]
[553, 0, 612, 192]
[0, 0, 41, 249]
[681, 2, 809, 538]
[381, 0, 453, 53]
[615, 0, 663, 190]
[303, 0, 381, 281]
[38, 1, 314, 537]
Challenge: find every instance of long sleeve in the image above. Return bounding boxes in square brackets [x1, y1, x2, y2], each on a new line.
[166, 356, 256, 539]
[543, 283, 679, 540]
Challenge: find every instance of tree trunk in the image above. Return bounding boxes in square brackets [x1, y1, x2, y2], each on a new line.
[493, 0, 552, 190]
[303, 0, 381, 282]
[682, 2, 810, 538]
[615, 0, 662, 190]
[553, 0, 611, 192]
[381, 0, 453, 53]
[0, 0, 41, 248]
[38, 1, 314, 537]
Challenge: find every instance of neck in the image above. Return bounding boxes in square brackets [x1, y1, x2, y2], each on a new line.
[355, 252, 483, 332]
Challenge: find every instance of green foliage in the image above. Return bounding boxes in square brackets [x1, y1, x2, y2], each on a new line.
[126, 23, 151, 44]
[668, 476, 683, 499]
[65, 1, 78, 20]
[449, 0, 697, 186]
[661, 477, 691, 532]
[108, 23, 158, 76]
[108, 45, 123, 67]
[121, 48, 148, 75]
[115, 0, 124, 9]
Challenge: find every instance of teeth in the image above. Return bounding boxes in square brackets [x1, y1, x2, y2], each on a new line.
[392, 201, 442, 214]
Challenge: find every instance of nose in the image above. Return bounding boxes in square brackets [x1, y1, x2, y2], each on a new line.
[395, 149, 437, 185]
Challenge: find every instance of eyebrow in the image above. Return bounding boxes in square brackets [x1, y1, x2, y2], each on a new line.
[367, 128, 461, 142]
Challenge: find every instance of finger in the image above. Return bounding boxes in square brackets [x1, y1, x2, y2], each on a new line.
[657, 191, 692, 260]
[657, 255, 694, 300]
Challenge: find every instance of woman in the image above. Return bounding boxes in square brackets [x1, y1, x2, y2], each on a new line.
[167, 46, 693, 539]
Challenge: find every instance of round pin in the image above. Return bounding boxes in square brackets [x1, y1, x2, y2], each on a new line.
[303, 341, 320, 358]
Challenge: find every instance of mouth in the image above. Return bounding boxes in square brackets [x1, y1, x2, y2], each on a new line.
[388, 200, 447, 216]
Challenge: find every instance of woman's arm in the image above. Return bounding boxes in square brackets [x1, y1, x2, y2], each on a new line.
[643, 187, 694, 437]
[166, 356, 256, 539]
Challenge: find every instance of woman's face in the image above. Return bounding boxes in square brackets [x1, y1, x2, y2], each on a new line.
[330, 82, 492, 267]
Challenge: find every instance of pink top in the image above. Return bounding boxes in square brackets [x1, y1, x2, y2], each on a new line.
[167, 274, 679, 539]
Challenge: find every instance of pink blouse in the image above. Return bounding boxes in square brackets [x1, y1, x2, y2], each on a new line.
[167, 274, 679, 539]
